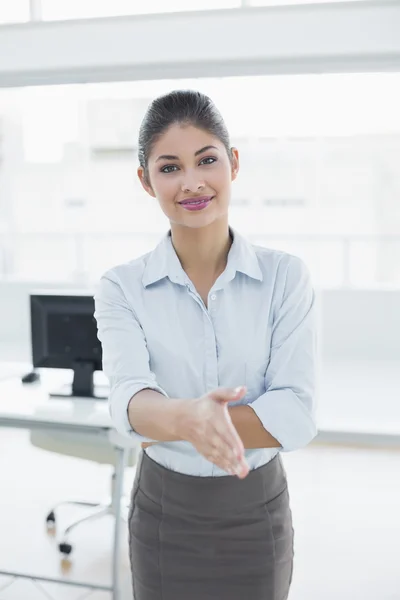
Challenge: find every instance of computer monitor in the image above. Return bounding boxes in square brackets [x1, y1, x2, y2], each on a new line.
[30, 292, 108, 400]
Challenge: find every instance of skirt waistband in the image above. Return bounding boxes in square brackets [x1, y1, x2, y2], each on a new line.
[134, 451, 287, 517]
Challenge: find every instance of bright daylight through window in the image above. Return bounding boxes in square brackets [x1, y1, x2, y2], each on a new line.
[0, 73, 399, 288]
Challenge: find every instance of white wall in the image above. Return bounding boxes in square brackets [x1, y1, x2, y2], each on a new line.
[320, 288, 400, 360]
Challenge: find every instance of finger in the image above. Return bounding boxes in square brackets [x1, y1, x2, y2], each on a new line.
[213, 423, 244, 461]
[235, 460, 250, 479]
[210, 445, 249, 478]
[217, 454, 247, 478]
[231, 386, 247, 402]
[221, 461, 237, 476]
[201, 431, 249, 477]
[219, 406, 245, 457]
[205, 449, 237, 475]
[210, 386, 247, 404]
[209, 436, 238, 467]
[208, 436, 246, 475]
[214, 450, 247, 477]
[208, 389, 247, 456]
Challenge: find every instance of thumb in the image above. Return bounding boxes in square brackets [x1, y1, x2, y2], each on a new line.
[211, 386, 247, 404]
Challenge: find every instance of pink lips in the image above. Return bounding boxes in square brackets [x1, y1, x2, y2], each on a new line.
[178, 195, 213, 212]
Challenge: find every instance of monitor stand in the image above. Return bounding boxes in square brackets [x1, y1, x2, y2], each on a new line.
[50, 361, 109, 401]
[50, 383, 109, 401]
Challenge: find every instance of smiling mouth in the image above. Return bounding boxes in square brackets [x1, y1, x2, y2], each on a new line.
[179, 195, 213, 206]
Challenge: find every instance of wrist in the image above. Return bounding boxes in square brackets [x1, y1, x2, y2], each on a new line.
[168, 398, 191, 441]
[171, 398, 196, 441]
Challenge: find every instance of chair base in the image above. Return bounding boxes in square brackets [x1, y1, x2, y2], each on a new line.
[46, 496, 129, 556]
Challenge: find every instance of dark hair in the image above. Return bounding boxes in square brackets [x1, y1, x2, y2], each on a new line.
[138, 90, 232, 179]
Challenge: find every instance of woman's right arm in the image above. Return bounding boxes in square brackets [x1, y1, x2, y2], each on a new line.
[94, 272, 248, 477]
[94, 272, 173, 444]
[127, 388, 187, 442]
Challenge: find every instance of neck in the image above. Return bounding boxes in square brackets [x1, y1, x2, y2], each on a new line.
[170, 218, 232, 278]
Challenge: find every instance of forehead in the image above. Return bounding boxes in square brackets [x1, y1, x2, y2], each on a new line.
[149, 123, 223, 159]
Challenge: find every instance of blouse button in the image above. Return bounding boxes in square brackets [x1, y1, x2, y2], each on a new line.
[211, 294, 217, 301]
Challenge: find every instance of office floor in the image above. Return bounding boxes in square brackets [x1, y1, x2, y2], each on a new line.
[0, 429, 399, 600]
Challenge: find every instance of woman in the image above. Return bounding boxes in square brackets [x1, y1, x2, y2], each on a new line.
[94, 90, 317, 600]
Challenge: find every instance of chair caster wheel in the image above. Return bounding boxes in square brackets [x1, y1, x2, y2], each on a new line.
[46, 511, 56, 525]
[59, 542, 73, 556]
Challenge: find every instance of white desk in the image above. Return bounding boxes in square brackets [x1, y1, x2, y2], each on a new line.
[0, 369, 132, 600]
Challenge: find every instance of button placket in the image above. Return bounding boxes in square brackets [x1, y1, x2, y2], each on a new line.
[209, 292, 218, 318]
[203, 312, 219, 392]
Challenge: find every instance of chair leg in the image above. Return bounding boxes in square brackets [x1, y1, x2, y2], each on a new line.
[54, 500, 101, 510]
[63, 505, 111, 538]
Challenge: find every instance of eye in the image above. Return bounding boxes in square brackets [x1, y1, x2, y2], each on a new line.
[160, 165, 179, 174]
[199, 156, 217, 166]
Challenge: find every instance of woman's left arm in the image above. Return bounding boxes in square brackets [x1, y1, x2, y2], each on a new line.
[240, 255, 318, 451]
[228, 405, 281, 449]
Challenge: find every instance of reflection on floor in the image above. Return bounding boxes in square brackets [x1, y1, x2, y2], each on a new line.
[0, 429, 399, 600]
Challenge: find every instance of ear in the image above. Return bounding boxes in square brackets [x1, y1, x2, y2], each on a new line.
[137, 166, 156, 198]
[230, 147, 239, 181]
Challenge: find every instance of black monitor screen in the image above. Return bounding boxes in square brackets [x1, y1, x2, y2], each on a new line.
[30, 293, 104, 399]
[46, 312, 100, 360]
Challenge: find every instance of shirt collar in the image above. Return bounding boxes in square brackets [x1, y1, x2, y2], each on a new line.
[142, 227, 263, 288]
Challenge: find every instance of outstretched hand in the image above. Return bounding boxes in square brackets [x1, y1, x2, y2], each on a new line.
[142, 387, 249, 478]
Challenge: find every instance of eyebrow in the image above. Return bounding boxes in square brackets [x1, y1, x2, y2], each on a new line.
[155, 145, 218, 163]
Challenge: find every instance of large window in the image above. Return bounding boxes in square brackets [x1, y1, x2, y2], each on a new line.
[0, 1, 29, 24]
[0, 73, 400, 287]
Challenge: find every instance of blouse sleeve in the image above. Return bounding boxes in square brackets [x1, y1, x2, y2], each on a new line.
[248, 255, 318, 451]
[94, 271, 169, 443]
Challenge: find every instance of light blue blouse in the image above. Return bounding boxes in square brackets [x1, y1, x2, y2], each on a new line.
[94, 227, 318, 477]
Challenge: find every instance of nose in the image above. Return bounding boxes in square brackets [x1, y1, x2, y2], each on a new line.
[181, 170, 205, 194]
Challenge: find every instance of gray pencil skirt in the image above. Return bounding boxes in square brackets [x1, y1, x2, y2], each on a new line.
[128, 451, 294, 600]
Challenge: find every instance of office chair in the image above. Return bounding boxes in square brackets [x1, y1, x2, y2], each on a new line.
[30, 429, 139, 556]
[26, 291, 141, 556]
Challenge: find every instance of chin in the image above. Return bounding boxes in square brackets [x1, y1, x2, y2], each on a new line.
[185, 214, 227, 230]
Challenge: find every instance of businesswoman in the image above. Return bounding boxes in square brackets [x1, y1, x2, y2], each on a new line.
[94, 90, 317, 600]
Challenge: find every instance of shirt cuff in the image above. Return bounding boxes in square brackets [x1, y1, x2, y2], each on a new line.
[248, 388, 317, 452]
[109, 379, 169, 444]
